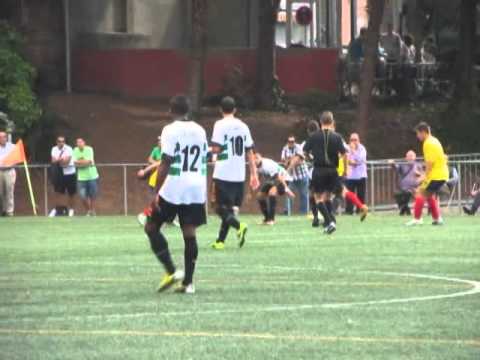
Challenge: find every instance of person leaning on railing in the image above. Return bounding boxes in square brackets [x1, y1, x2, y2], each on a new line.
[463, 180, 480, 216]
[388, 151, 423, 216]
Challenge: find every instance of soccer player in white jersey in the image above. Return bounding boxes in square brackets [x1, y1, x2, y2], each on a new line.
[144, 95, 208, 294]
[210, 97, 259, 250]
[255, 153, 294, 225]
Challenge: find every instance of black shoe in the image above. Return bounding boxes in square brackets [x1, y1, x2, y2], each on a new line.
[324, 222, 337, 235]
[463, 206, 474, 216]
[312, 218, 320, 228]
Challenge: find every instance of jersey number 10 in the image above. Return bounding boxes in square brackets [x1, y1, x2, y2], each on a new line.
[229, 136, 244, 157]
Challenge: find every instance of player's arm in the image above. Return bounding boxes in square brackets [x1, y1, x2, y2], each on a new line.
[154, 155, 172, 194]
[137, 161, 161, 179]
[247, 149, 259, 190]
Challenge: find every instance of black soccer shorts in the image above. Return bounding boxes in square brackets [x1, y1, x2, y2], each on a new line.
[311, 167, 339, 194]
[150, 196, 207, 228]
[214, 179, 244, 208]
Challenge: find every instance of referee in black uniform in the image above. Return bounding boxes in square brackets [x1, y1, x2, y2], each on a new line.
[303, 111, 347, 235]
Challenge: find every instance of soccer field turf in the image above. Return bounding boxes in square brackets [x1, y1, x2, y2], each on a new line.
[1, 215, 479, 359]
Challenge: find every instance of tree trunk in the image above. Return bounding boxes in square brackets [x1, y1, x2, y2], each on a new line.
[356, 0, 386, 140]
[453, 0, 477, 104]
[189, 0, 208, 118]
[255, 0, 280, 109]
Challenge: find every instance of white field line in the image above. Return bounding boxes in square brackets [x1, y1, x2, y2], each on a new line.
[1, 272, 479, 324]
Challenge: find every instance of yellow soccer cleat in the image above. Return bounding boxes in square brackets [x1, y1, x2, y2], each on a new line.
[237, 222, 248, 248]
[157, 270, 183, 292]
[211, 241, 225, 250]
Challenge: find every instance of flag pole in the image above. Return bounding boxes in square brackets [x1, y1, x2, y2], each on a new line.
[23, 158, 37, 216]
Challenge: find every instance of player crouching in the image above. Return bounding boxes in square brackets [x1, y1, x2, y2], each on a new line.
[255, 153, 294, 225]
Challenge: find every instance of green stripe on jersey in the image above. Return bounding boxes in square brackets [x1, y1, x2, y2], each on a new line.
[218, 153, 228, 161]
[169, 167, 180, 176]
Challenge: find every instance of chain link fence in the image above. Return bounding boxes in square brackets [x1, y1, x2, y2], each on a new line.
[8, 154, 480, 216]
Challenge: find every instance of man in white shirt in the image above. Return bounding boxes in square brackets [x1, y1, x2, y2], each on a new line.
[144, 95, 208, 295]
[281, 135, 310, 215]
[0, 131, 16, 216]
[255, 153, 294, 225]
[210, 97, 259, 250]
[381, 23, 403, 63]
[50, 136, 76, 217]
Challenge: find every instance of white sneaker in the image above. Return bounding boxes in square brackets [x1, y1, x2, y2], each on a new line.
[68, 209, 74, 217]
[48, 208, 57, 218]
[137, 213, 147, 227]
[406, 218, 424, 227]
[175, 283, 195, 294]
[432, 218, 444, 226]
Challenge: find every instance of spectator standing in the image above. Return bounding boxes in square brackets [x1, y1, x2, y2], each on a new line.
[345, 133, 367, 215]
[389, 150, 423, 216]
[281, 136, 310, 215]
[381, 23, 403, 63]
[50, 136, 76, 217]
[73, 138, 99, 216]
[0, 131, 16, 216]
[348, 27, 367, 63]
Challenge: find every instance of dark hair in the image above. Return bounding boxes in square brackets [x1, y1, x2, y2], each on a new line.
[404, 34, 414, 47]
[415, 122, 431, 133]
[221, 96, 236, 114]
[170, 95, 190, 116]
[307, 120, 319, 135]
[320, 111, 334, 125]
[359, 27, 367, 36]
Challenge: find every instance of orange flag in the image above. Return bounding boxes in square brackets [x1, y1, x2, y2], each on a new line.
[1, 139, 26, 166]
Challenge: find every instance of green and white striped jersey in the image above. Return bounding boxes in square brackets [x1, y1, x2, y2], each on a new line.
[159, 120, 208, 205]
[211, 116, 254, 182]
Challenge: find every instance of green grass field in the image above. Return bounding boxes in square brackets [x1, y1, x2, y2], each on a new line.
[1, 214, 479, 359]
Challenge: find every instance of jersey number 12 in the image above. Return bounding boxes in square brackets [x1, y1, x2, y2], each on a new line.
[181, 145, 201, 172]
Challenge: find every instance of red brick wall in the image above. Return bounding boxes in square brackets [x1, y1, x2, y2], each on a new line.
[73, 48, 338, 97]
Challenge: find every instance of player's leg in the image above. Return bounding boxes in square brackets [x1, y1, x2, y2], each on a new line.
[312, 168, 336, 234]
[175, 204, 207, 294]
[177, 224, 198, 294]
[406, 189, 426, 226]
[257, 182, 272, 224]
[266, 186, 279, 225]
[144, 198, 180, 292]
[314, 191, 336, 234]
[344, 179, 356, 215]
[425, 181, 445, 225]
[343, 186, 368, 221]
[310, 193, 320, 227]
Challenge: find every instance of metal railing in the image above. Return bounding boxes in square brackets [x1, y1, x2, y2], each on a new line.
[7, 156, 480, 216]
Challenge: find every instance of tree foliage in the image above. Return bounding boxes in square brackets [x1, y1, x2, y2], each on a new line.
[0, 22, 42, 135]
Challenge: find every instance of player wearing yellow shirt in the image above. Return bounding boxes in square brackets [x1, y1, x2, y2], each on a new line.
[407, 122, 448, 226]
